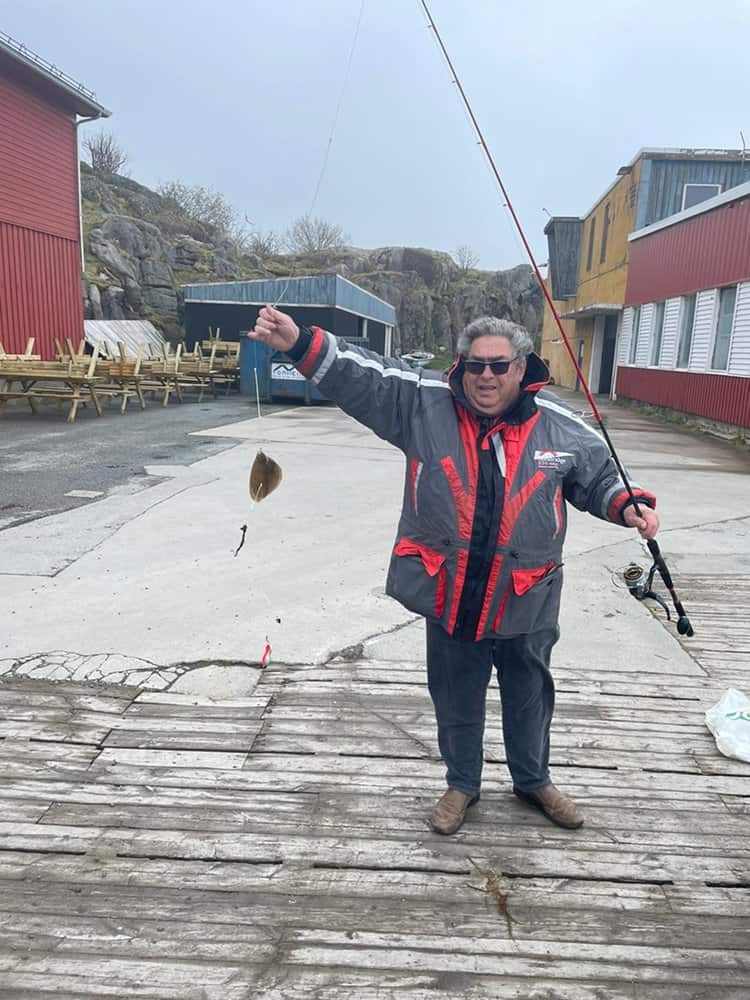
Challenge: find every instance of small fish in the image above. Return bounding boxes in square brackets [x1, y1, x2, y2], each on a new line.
[249, 449, 282, 502]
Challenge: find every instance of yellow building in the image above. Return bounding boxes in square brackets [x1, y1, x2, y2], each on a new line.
[540, 148, 749, 393]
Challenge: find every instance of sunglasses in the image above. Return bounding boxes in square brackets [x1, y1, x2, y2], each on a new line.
[463, 356, 518, 375]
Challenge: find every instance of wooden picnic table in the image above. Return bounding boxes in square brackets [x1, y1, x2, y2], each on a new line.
[0, 346, 103, 423]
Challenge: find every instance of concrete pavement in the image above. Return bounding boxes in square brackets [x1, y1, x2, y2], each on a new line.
[1, 392, 748, 694]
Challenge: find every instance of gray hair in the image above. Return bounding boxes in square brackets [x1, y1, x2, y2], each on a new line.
[456, 316, 533, 361]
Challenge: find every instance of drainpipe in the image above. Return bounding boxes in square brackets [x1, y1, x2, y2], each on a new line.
[75, 115, 102, 274]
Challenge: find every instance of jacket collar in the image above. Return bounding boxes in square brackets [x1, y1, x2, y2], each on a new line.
[447, 352, 550, 427]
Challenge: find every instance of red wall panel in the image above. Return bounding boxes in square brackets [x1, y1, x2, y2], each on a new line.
[0, 222, 83, 358]
[616, 366, 750, 429]
[0, 73, 79, 240]
[625, 198, 750, 307]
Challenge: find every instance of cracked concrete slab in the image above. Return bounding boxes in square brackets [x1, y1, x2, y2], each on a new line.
[1, 408, 413, 674]
[2, 394, 748, 696]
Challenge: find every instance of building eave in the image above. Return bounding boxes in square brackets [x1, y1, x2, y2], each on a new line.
[0, 32, 110, 118]
[559, 304, 622, 319]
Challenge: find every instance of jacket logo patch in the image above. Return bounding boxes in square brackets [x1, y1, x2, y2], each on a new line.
[534, 450, 574, 468]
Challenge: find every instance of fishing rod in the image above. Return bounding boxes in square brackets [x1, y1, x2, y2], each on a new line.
[419, 0, 694, 637]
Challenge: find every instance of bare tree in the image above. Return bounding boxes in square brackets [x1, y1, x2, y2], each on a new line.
[83, 131, 128, 175]
[158, 181, 236, 235]
[284, 215, 350, 254]
[455, 245, 480, 271]
[247, 228, 283, 256]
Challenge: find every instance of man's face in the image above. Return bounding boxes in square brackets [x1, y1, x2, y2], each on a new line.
[461, 335, 526, 417]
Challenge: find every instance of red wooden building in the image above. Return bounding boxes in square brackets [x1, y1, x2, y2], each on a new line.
[0, 33, 109, 358]
[617, 181, 750, 431]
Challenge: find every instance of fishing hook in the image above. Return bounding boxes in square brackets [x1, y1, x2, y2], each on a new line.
[419, 0, 693, 637]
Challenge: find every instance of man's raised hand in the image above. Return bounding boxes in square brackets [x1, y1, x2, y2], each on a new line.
[248, 306, 300, 353]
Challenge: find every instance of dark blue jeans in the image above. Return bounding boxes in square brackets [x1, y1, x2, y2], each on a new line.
[426, 621, 558, 796]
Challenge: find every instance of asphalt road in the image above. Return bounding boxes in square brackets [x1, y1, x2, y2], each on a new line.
[0, 396, 289, 531]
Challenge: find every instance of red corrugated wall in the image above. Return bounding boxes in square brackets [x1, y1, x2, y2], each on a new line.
[0, 73, 83, 357]
[625, 196, 750, 307]
[616, 367, 750, 429]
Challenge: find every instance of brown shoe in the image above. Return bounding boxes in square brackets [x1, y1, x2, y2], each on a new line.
[430, 788, 480, 835]
[513, 783, 583, 829]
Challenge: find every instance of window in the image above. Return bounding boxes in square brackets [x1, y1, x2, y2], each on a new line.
[681, 183, 721, 211]
[676, 294, 697, 368]
[599, 203, 611, 264]
[651, 301, 665, 366]
[629, 306, 641, 364]
[711, 285, 737, 370]
[586, 216, 596, 271]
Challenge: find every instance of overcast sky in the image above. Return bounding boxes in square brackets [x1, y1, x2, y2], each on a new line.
[5, 1, 749, 268]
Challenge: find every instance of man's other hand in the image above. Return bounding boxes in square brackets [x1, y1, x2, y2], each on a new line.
[248, 306, 300, 353]
[623, 505, 659, 539]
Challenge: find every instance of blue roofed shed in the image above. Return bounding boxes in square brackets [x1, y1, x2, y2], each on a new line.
[183, 274, 395, 349]
[183, 274, 396, 402]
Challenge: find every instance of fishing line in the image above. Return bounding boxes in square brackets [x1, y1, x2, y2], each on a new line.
[272, 0, 366, 307]
[417, 0, 693, 637]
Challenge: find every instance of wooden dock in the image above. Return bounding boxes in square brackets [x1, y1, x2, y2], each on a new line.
[1, 590, 749, 998]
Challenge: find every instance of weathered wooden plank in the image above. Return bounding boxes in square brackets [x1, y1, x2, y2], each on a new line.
[0, 721, 110, 744]
[82, 748, 250, 770]
[1, 775, 746, 843]
[0, 678, 139, 702]
[0, 982, 192, 1000]
[0, 738, 100, 765]
[0, 959, 253, 1000]
[0, 690, 132, 715]
[101, 730, 262, 751]
[1, 820, 747, 882]
[0, 878, 746, 952]
[0, 911, 277, 963]
[2, 852, 748, 916]
[282, 928, 750, 984]
[81, 753, 749, 801]
[1, 800, 51, 822]
[134, 690, 270, 708]
[123, 702, 266, 720]
[197, 969, 750, 1000]
[28, 796, 750, 848]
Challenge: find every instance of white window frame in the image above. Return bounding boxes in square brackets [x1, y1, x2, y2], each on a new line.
[681, 182, 721, 211]
[709, 284, 738, 372]
[629, 306, 641, 364]
[650, 301, 665, 367]
[676, 294, 697, 369]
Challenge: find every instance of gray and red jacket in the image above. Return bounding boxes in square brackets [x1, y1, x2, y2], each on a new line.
[289, 325, 656, 640]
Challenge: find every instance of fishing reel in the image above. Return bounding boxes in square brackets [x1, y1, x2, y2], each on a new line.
[621, 562, 670, 618]
[620, 557, 693, 636]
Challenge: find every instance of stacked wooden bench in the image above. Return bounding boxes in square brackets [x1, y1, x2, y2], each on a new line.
[0, 334, 241, 422]
[0, 339, 103, 423]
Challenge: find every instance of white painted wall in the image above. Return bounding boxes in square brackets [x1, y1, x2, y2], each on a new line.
[634, 303, 654, 367]
[729, 282, 750, 376]
[688, 290, 716, 371]
[619, 308, 633, 363]
[621, 281, 750, 378]
[660, 298, 680, 368]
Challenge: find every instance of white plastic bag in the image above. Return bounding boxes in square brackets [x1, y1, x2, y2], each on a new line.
[705, 689, 750, 764]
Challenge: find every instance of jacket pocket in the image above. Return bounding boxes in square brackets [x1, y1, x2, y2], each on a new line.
[496, 560, 563, 636]
[511, 561, 558, 597]
[392, 538, 447, 617]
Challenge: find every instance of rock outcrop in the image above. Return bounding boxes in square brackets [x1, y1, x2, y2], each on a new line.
[80, 167, 544, 351]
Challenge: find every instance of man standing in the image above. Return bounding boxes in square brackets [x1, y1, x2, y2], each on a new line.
[249, 309, 658, 835]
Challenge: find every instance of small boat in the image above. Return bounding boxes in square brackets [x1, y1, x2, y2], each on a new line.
[401, 350, 435, 368]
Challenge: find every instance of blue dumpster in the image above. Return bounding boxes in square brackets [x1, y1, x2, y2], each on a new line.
[240, 336, 273, 399]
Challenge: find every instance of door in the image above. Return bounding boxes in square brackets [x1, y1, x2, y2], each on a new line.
[599, 314, 618, 394]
